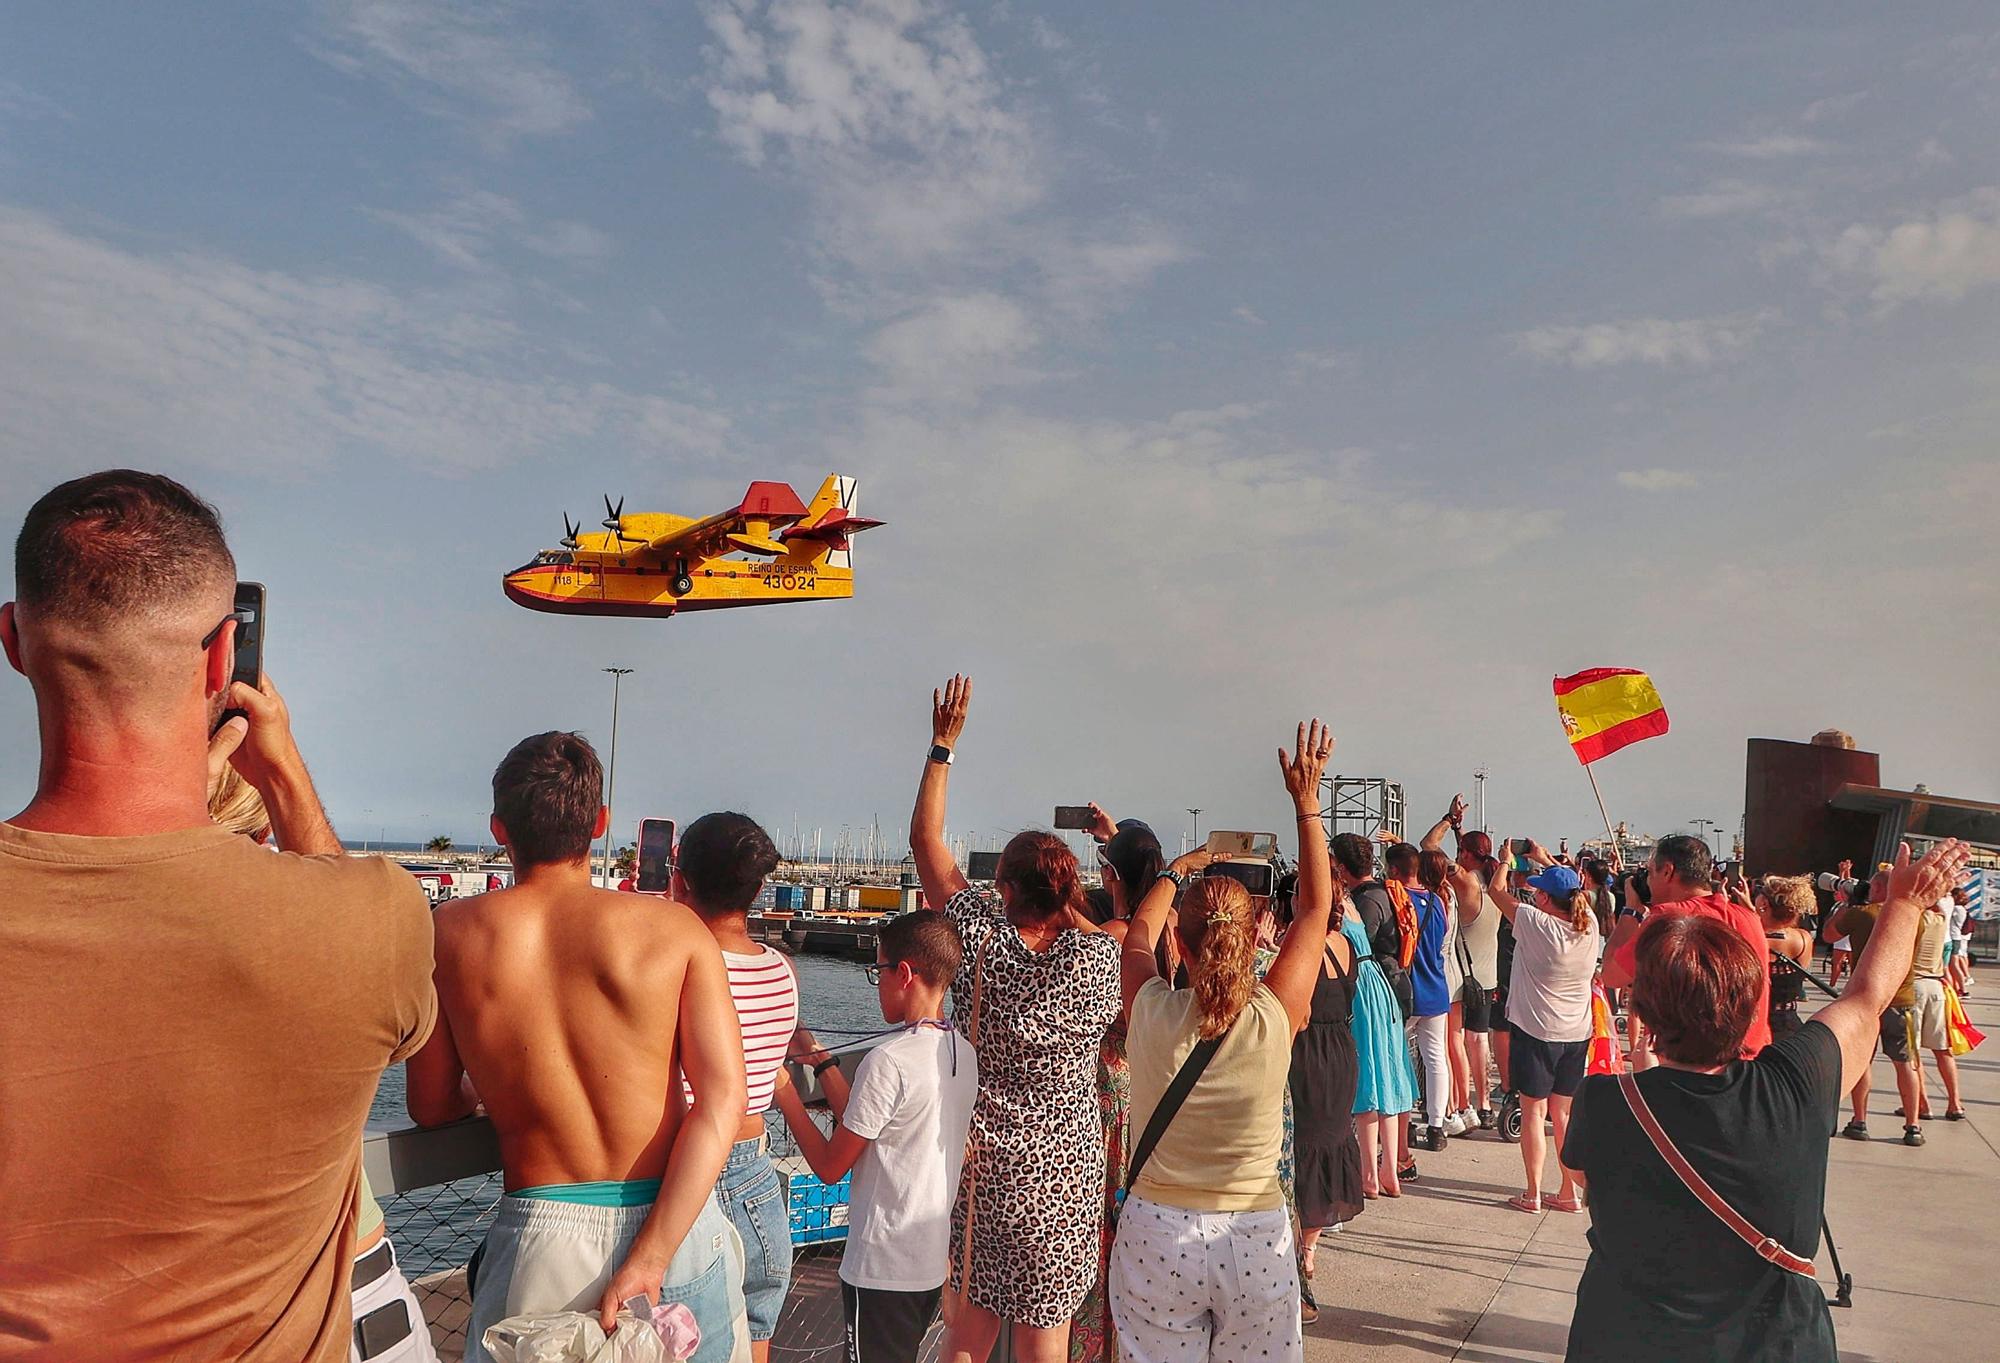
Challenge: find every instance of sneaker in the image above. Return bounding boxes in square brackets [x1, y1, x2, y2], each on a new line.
[1457, 1106, 1480, 1132]
[1442, 1112, 1469, 1137]
[1903, 1125, 1925, 1148]
[1300, 1299, 1319, 1326]
[1478, 1107, 1495, 1130]
[1425, 1125, 1448, 1152]
[1840, 1119, 1867, 1141]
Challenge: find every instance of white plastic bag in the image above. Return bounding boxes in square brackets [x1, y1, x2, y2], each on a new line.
[483, 1299, 700, 1363]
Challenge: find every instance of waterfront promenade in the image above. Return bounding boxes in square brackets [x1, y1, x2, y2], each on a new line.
[390, 977, 2000, 1360]
[1300, 981, 2000, 1361]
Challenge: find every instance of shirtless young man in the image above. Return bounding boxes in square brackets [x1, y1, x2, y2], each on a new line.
[407, 731, 750, 1363]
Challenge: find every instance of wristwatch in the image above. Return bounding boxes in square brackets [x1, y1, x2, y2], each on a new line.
[812, 1057, 840, 1077]
[927, 743, 954, 766]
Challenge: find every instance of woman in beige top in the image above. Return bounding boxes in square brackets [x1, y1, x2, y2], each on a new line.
[1109, 720, 1336, 1363]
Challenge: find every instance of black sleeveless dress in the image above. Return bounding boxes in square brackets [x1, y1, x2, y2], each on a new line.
[1290, 941, 1366, 1229]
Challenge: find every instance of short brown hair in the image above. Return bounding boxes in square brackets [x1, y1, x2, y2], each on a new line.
[1631, 915, 1764, 1067]
[15, 470, 234, 617]
[879, 909, 963, 987]
[492, 731, 602, 868]
[677, 812, 779, 915]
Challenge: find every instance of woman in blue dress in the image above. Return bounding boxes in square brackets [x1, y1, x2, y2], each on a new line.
[1343, 902, 1417, 1196]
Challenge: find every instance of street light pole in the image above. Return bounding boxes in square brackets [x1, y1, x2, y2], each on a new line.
[602, 667, 634, 885]
[1187, 807, 1203, 851]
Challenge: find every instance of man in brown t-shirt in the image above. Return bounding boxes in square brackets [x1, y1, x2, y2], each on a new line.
[0, 471, 435, 1362]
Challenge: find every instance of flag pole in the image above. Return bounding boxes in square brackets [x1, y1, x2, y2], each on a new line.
[1584, 762, 1623, 868]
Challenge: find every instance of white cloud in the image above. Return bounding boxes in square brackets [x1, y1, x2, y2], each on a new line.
[1916, 138, 1955, 169]
[864, 293, 1039, 404]
[1232, 305, 1265, 326]
[1800, 92, 1867, 125]
[1285, 348, 1351, 380]
[1509, 312, 1774, 369]
[0, 207, 725, 476]
[698, 0, 1185, 356]
[1658, 178, 1786, 220]
[309, 0, 589, 142]
[1617, 468, 1700, 493]
[1702, 134, 1829, 159]
[1821, 187, 2000, 304]
[372, 190, 614, 270]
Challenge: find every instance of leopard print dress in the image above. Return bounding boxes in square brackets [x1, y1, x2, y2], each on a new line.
[946, 888, 1122, 1329]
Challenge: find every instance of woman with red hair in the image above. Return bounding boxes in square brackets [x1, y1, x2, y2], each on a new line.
[911, 676, 1122, 1363]
[1562, 840, 1972, 1362]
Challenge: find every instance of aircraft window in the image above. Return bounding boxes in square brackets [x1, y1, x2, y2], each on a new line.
[536, 551, 575, 565]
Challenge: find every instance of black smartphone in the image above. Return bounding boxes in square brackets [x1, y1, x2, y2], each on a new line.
[219, 582, 265, 725]
[967, 850, 1002, 881]
[636, 817, 676, 893]
[1054, 805, 1095, 831]
[1510, 838, 1533, 857]
[1205, 860, 1276, 898]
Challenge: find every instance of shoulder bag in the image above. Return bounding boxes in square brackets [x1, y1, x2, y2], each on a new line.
[1615, 1069, 1815, 1278]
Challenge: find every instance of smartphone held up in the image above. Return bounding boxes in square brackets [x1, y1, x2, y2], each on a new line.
[219, 582, 265, 727]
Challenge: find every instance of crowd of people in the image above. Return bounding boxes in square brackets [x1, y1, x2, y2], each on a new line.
[0, 468, 1980, 1363]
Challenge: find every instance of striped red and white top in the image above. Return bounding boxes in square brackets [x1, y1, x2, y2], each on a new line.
[683, 944, 800, 1117]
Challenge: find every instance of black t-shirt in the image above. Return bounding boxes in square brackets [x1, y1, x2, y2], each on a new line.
[1562, 1021, 1841, 1363]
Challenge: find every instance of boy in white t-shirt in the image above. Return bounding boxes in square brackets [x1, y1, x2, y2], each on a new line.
[776, 910, 978, 1363]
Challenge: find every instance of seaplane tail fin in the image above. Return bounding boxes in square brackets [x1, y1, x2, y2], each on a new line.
[782, 475, 881, 568]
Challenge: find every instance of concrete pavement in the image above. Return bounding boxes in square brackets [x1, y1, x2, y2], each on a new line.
[1304, 978, 2000, 1360]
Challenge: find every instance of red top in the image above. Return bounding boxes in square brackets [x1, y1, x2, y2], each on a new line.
[1610, 892, 1772, 1058]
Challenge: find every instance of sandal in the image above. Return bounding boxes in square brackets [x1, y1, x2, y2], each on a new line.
[1397, 1162, 1420, 1183]
[1546, 1194, 1584, 1214]
[1506, 1193, 1542, 1214]
[1945, 1109, 1968, 1121]
[1893, 1107, 1935, 1120]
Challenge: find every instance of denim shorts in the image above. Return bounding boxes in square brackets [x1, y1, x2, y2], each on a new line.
[714, 1137, 793, 1341]
[466, 1189, 749, 1363]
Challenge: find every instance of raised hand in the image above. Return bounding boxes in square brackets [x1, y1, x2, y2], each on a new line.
[1086, 802, 1119, 844]
[1886, 840, 1971, 908]
[932, 675, 972, 748]
[1447, 793, 1467, 828]
[1279, 718, 1334, 809]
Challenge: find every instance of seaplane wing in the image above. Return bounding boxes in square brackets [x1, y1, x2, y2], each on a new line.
[641, 481, 809, 560]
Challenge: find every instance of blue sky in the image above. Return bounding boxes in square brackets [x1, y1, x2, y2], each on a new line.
[3, 3, 1996, 856]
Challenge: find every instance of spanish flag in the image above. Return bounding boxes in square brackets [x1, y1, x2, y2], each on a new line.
[1553, 668, 1669, 765]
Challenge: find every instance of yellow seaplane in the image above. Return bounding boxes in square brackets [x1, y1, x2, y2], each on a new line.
[503, 474, 881, 618]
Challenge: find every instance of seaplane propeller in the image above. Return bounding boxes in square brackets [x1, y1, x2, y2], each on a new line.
[601, 495, 645, 547]
[560, 512, 582, 550]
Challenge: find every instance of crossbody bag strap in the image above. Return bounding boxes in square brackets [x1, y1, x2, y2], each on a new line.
[1122, 1032, 1225, 1202]
[945, 937, 987, 1321]
[1615, 1070, 1815, 1278]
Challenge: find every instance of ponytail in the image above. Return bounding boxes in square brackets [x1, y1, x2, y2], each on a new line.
[1557, 887, 1593, 935]
[1180, 878, 1256, 1038]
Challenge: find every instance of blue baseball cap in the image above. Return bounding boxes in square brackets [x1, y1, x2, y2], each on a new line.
[1526, 864, 1583, 896]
